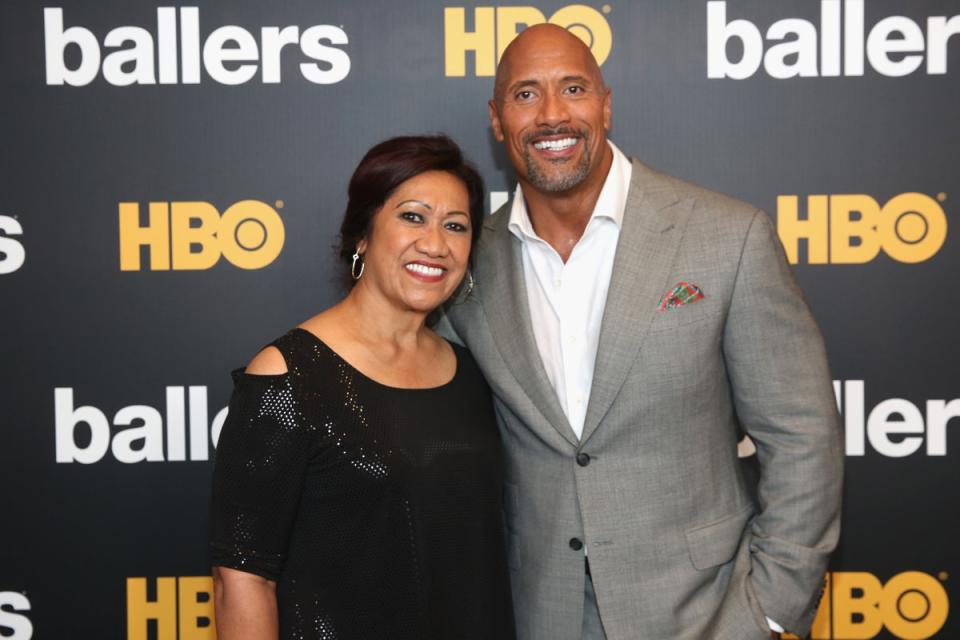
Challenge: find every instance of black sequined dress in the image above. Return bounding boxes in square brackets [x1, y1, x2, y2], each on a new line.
[209, 328, 516, 639]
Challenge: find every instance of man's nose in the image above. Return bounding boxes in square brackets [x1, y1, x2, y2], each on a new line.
[536, 91, 570, 127]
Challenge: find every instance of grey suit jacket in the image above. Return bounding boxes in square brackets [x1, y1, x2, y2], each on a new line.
[443, 158, 843, 640]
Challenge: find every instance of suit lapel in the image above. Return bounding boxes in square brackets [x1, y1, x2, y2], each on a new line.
[579, 160, 694, 444]
[476, 210, 580, 447]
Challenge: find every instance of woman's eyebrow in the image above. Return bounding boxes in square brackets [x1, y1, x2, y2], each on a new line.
[395, 199, 431, 210]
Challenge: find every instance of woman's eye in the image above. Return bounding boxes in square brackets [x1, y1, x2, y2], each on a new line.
[445, 222, 469, 233]
[400, 211, 423, 222]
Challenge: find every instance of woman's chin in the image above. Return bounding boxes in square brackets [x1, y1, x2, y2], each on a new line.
[397, 292, 453, 315]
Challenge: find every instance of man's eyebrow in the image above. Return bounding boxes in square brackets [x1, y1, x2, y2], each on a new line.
[395, 199, 431, 210]
[505, 79, 541, 95]
[560, 74, 593, 85]
[506, 75, 594, 95]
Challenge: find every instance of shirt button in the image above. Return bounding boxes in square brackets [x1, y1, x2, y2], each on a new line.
[569, 537, 583, 551]
[554, 279, 561, 288]
[576, 452, 591, 467]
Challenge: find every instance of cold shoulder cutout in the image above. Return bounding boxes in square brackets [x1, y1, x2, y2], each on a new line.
[244, 345, 288, 376]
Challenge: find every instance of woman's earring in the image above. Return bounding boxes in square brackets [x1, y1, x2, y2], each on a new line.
[351, 252, 364, 280]
[456, 269, 474, 302]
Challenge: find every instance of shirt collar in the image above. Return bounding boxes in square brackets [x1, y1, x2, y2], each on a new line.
[508, 140, 632, 242]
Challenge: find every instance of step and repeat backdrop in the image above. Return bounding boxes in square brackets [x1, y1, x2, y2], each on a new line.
[1, 1, 957, 638]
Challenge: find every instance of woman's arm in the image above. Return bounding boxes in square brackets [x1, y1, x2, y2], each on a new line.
[213, 565, 278, 640]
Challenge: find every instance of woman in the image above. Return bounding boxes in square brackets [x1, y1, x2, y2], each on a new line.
[209, 135, 515, 639]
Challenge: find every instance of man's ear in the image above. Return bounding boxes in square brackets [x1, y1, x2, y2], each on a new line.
[603, 87, 612, 132]
[488, 99, 505, 142]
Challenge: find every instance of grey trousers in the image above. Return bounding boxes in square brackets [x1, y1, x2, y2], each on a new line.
[582, 565, 608, 640]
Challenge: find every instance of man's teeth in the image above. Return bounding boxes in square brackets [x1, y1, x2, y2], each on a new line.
[405, 263, 444, 277]
[533, 137, 578, 151]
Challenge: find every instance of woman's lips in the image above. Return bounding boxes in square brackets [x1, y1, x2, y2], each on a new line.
[404, 262, 446, 282]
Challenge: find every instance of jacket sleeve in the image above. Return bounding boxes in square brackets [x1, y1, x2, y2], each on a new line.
[721, 210, 844, 633]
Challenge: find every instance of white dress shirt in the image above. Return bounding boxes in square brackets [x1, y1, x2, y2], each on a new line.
[508, 141, 631, 440]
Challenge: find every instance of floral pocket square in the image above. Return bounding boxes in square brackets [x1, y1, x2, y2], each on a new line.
[657, 282, 704, 311]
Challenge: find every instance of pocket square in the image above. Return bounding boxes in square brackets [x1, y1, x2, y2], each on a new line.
[657, 282, 704, 311]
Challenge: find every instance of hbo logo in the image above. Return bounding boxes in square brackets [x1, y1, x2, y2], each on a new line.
[119, 200, 285, 271]
[777, 193, 948, 265]
[444, 5, 612, 76]
[126, 577, 214, 640]
[808, 571, 949, 639]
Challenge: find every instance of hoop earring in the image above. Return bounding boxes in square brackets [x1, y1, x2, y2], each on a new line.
[456, 269, 474, 303]
[351, 252, 364, 280]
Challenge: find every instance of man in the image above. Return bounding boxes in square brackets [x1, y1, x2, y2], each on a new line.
[442, 24, 843, 640]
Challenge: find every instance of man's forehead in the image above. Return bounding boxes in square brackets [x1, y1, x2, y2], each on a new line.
[496, 30, 603, 93]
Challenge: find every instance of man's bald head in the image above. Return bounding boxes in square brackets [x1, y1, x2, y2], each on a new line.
[487, 22, 613, 195]
[493, 24, 606, 105]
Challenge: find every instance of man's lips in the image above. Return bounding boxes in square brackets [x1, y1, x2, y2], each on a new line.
[528, 134, 581, 158]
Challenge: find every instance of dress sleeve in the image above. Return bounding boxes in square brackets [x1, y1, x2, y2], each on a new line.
[209, 369, 311, 581]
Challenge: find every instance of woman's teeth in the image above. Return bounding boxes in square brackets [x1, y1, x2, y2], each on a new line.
[405, 263, 444, 277]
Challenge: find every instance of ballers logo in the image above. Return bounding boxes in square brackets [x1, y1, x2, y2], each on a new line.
[0, 215, 26, 275]
[835, 380, 958, 458]
[54, 386, 228, 464]
[708, 1, 960, 79]
[777, 193, 949, 265]
[126, 577, 214, 640]
[738, 380, 959, 458]
[119, 200, 285, 271]
[444, 4, 612, 76]
[44, 7, 350, 86]
[0, 592, 33, 640]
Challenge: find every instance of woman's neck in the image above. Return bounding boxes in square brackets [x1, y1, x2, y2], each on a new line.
[333, 284, 431, 353]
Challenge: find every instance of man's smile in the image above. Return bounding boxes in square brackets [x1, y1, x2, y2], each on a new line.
[526, 130, 584, 161]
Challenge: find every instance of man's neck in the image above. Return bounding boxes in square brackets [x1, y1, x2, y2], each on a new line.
[521, 147, 614, 263]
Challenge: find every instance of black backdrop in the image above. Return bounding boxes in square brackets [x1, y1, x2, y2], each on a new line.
[1, 1, 958, 638]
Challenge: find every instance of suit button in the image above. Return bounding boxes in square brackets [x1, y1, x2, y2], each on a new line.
[576, 452, 591, 467]
[569, 537, 583, 551]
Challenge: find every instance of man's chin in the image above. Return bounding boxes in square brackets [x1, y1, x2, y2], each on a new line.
[523, 151, 591, 193]
[526, 168, 589, 193]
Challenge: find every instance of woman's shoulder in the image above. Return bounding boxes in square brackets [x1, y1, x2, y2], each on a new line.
[245, 345, 289, 375]
[234, 325, 319, 383]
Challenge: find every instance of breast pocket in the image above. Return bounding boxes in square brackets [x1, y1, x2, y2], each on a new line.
[648, 298, 723, 333]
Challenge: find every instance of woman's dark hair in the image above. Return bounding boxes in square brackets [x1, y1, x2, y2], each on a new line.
[338, 134, 485, 284]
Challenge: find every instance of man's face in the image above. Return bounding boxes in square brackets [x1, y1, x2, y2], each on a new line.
[489, 31, 611, 194]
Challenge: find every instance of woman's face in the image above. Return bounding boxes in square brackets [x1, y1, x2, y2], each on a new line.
[356, 170, 472, 314]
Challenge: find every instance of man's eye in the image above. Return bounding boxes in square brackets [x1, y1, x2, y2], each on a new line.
[515, 90, 534, 101]
[566, 86, 584, 95]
